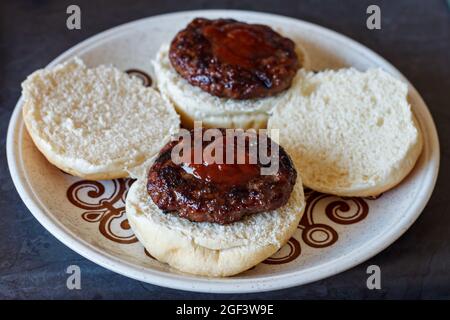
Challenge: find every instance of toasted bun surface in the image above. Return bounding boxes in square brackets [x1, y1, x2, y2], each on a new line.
[126, 171, 305, 277]
[153, 44, 306, 129]
[268, 68, 423, 197]
[22, 58, 180, 180]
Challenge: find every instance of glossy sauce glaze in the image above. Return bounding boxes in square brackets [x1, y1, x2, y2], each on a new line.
[202, 22, 277, 70]
[181, 135, 260, 186]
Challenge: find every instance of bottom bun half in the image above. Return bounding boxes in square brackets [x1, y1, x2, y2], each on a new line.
[126, 176, 305, 277]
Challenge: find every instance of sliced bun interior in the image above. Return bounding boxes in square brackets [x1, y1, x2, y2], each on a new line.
[22, 58, 180, 180]
[268, 68, 422, 196]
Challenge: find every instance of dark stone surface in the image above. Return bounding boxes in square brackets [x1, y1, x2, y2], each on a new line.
[0, 0, 448, 299]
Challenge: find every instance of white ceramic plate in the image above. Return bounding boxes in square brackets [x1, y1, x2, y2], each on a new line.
[7, 10, 439, 293]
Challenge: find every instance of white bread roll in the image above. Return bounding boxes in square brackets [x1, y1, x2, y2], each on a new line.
[152, 44, 306, 129]
[126, 169, 305, 277]
[268, 68, 422, 197]
[22, 58, 180, 180]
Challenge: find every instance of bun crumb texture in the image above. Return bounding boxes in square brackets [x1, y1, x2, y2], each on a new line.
[269, 68, 422, 196]
[21, 58, 180, 179]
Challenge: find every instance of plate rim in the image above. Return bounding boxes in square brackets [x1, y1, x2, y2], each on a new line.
[7, 9, 440, 293]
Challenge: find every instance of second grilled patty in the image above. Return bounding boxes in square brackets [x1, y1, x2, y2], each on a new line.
[147, 129, 297, 224]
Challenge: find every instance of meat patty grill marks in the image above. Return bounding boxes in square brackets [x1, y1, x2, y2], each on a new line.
[147, 129, 297, 225]
[169, 18, 300, 100]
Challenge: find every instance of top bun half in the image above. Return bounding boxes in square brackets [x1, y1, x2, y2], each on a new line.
[268, 68, 422, 196]
[22, 58, 180, 180]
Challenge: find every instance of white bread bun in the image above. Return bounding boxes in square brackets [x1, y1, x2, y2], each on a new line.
[126, 169, 305, 277]
[21, 58, 180, 180]
[268, 68, 423, 197]
[152, 44, 306, 129]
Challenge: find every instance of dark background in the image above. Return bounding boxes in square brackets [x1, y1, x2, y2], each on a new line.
[0, 0, 449, 299]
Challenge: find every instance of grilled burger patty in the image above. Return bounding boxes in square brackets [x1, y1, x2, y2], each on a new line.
[147, 129, 297, 224]
[169, 18, 300, 100]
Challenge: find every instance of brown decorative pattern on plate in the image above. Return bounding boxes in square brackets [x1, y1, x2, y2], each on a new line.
[67, 178, 137, 244]
[262, 189, 377, 264]
[125, 69, 152, 87]
[263, 237, 301, 265]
